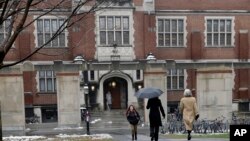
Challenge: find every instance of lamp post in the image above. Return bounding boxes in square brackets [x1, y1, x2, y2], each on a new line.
[83, 84, 89, 108]
[146, 52, 156, 61]
[73, 55, 90, 135]
[83, 83, 90, 135]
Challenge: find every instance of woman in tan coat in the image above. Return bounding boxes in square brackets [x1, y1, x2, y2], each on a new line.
[180, 89, 199, 140]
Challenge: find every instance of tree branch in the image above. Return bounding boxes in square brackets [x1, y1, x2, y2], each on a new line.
[0, 0, 112, 69]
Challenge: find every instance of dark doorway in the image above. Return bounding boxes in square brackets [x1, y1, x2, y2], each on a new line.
[104, 77, 128, 110]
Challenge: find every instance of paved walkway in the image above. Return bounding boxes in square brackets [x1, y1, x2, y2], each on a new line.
[3, 122, 230, 141]
[4, 125, 230, 141]
[79, 127, 229, 141]
[112, 135, 229, 141]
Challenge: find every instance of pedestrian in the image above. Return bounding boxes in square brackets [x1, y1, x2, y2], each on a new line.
[180, 89, 199, 140]
[106, 91, 112, 110]
[126, 105, 140, 141]
[146, 97, 165, 141]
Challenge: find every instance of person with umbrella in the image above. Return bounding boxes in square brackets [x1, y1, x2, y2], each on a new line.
[135, 87, 165, 141]
[179, 89, 199, 140]
[146, 97, 165, 141]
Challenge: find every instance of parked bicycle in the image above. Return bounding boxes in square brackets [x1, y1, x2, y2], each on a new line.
[26, 114, 40, 124]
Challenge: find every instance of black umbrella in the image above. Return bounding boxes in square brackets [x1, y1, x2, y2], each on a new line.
[135, 87, 163, 99]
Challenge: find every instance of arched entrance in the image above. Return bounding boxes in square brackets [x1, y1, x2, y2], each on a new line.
[103, 77, 128, 109]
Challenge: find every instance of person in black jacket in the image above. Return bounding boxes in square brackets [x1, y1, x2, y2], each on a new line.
[126, 105, 140, 141]
[146, 97, 165, 141]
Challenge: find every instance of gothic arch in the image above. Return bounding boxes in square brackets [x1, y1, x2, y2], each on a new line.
[97, 71, 136, 110]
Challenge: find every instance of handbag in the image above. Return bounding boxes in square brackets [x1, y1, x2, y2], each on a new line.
[195, 114, 199, 120]
[127, 111, 140, 125]
[130, 115, 139, 125]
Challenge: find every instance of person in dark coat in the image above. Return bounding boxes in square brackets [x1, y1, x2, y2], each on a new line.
[146, 97, 165, 141]
[126, 105, 140, 141]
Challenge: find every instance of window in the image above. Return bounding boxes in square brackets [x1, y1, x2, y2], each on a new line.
[238, 102, 249, 112]
[0, 19, 11, 44]
[99, 16, 129, 45]
[90, 70, 95, 81]
[96, 0, 132, 4]
[136, 70, 141, 80]
[206, 18, 233, 47]
[39, 70, 56, 92]
[157, 18, 184, 47]
[37, 18, 66, 47]
[167, 69, 184, 90]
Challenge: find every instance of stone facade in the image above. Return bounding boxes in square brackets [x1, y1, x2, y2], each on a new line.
[1, 0, 250, 132]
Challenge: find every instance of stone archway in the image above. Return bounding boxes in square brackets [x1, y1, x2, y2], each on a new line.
[97, 71, 136, 110]
[103, 77, 127, 110]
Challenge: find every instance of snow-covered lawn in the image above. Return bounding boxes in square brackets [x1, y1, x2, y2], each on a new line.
[3, 134, 113, 141]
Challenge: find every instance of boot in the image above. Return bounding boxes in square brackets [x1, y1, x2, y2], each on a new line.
[132, 134, 134, 141]
[134, 131, 137, 141]
[187, 130, 192, 140]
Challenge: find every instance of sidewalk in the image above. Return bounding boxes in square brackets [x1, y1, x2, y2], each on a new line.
[3, 126, 230, 141]
[3, 123, 229, 141]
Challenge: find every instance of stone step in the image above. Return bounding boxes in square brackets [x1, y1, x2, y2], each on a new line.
[26, 109, 145, 130]
[89, 109, 131, 128]
[88, 109, 146, 129]
[90, 109, 144, 116]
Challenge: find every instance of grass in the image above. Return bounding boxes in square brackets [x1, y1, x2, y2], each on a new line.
[162, 133, 229, 139]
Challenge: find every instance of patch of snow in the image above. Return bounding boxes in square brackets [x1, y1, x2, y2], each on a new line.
[3, 134, 112, 141]
[3, 136, 46, 141]
[91, 118, 101, 124]
[54, 126, 83, 130]
[56, 133, 112, 139]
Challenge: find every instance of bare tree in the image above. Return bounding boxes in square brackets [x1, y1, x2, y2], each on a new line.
[0, 0, 113, 69]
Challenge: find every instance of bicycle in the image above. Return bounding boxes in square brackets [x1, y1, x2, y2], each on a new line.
[26, 115, 40, 124]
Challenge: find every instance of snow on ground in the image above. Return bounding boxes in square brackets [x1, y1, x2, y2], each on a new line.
[56, 133, 112, 139]
[3, 123, 112, 141]
[91, 118, 102, 124]
[3, 136, 46, 141]
[54, 126, 83, 130]
[3, 134, 112, 141]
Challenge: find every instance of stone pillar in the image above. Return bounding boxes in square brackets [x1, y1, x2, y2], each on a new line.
[126, 73, 137, 107]
[143, 62, 167, 124]
[57, 72, 81, 127]
[196, 67, 233, 121]
[0, 66, 25, 132]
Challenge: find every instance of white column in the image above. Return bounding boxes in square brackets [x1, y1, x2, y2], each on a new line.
[0, 68, 25, 131]
[144, 65, 167, 124]
[196, 68, 233, 121]
[57, 73, 81, 127]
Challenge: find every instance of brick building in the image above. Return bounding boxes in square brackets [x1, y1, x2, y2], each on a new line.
[1, 0, 250, 129]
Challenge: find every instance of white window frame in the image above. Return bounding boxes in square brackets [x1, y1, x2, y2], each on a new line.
[205, 16, 235, 47]
[0, 20, 10, 43]
[96, 10, 134, 47]
[34, 15, 68, 48]
[0, 19, 15, 48]
[167, 69, 185, 90]
[38, 70, 56, 93]
[99, 15, 130, 46]
[156, 16, 187, 47]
